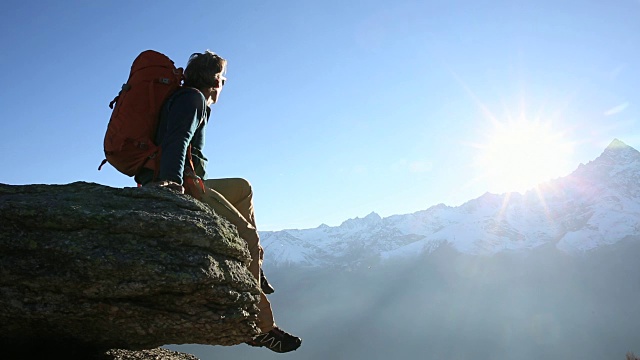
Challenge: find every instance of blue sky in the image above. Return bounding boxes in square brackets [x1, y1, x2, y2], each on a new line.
[1, 0, 639, 230]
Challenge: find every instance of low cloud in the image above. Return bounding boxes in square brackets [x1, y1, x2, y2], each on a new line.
[604, 102, 630, 116]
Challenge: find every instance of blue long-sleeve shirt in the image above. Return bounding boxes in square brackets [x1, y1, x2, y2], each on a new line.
[135, 87, 210, 185]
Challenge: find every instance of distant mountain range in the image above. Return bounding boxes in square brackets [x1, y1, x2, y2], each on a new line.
[260, 139, 640, 267]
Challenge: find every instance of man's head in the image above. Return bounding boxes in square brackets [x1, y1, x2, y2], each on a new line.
[184, 50, 227, 105]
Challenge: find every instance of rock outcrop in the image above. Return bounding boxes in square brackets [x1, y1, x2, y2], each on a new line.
[0, 182, 260, 356]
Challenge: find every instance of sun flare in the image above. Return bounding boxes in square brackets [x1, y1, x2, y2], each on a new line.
[474, 119, 574, 194]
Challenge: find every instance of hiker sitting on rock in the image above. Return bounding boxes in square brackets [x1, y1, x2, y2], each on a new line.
[134, 50, 302, 354]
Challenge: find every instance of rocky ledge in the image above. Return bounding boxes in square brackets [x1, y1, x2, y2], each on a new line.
[0, 182, 261, 359]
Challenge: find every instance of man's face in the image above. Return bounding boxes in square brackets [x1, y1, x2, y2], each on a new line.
[204, 73, 226, 106]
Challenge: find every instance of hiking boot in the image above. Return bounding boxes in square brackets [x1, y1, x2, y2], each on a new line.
[261, 269, 275, 294]
[246, 327, 302, 353]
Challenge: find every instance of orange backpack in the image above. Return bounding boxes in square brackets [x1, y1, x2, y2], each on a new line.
[99, 50, 184, 177]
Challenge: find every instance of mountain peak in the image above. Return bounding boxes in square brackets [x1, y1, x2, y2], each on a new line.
[364, 211, 381, 221]
[606, 138, 630, 151]
[569, 138, 639, 181]
[338, 211, 382, 228]
[601, 138, 640, 162]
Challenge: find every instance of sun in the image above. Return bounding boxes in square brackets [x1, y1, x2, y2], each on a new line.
[473, 118, 574, 194]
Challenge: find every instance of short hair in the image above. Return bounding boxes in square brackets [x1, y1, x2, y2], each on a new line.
[183, 50, 227, 90]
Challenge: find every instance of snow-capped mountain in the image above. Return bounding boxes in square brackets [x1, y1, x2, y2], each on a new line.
[261, 139, 640, 267]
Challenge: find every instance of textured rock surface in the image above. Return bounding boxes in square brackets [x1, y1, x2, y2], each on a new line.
[100, 348, 201, 360]
[7, 346, 203, 360]
[0, 181, 260, 353]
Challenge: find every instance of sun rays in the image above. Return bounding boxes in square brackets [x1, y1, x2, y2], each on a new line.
[445, 66, 580, 228]
[473, 117, 574, 195]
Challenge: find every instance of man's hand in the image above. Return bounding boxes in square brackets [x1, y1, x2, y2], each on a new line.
[151, 180, 185, 194]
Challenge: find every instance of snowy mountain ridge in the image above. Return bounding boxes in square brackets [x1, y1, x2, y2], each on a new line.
[260, 139, 640, 267]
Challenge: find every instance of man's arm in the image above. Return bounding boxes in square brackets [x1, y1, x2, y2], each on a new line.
[191, 116, 208, 179]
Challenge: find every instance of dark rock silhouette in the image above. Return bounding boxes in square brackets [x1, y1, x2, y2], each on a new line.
[0, 182, 260, 358]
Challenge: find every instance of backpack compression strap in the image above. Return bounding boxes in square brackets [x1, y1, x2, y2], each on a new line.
[182, 145, 205, 200]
